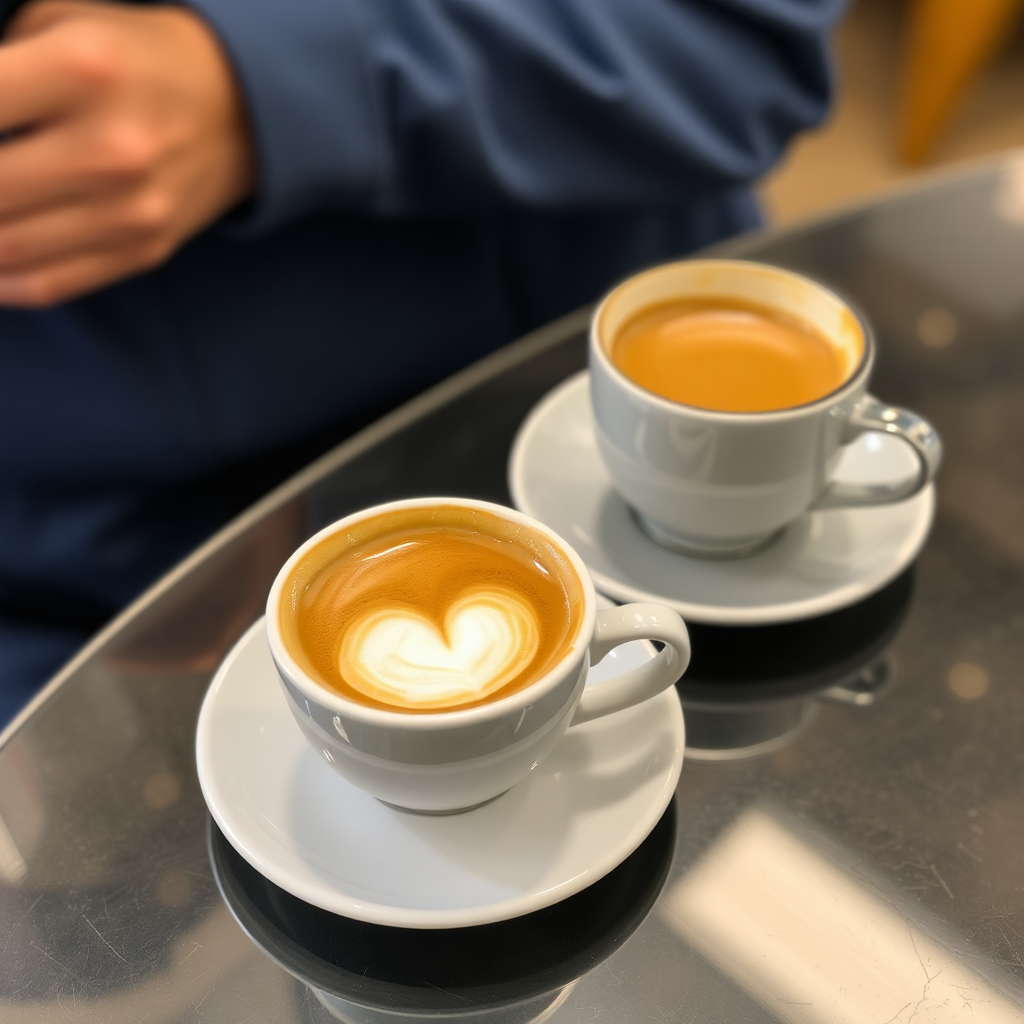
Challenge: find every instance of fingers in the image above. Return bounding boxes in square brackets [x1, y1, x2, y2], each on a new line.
[0, 31, 85, 132]
[0, 2, 256, 305]
[0, 238, 169, 307]
[4, 0, 103, 38]
[0, 110, 164, 222]
[0, 4, 137, 134]
[0, 128, 92, 220]
[0, 190, 169, 274]
[0, 176, 178, 305]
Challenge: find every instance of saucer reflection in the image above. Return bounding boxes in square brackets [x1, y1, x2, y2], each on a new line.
[208, 801, 675, 1023]
[312, 984, 574, 1024]
[678, 569, 914, 760]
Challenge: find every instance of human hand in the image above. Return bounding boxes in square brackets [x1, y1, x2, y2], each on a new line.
[0, 0, 255, 307]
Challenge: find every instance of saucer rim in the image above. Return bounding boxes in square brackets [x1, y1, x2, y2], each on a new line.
[196, 619, 685, 929]
[508, 371, 935, 626]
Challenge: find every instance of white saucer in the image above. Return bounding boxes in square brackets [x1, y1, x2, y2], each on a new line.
[509, 372, 935, 625]
[196, 619, 684, 929]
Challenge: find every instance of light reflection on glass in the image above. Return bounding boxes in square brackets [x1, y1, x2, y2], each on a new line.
[994, 158, 1024, 228]
[0, 737, 45, 884]
[915, 307, 958, 349]
[947, 662, 990, 701]
[660, 805, 1024, 1023]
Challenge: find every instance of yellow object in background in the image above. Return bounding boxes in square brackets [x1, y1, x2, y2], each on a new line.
[899, 0, 1024, 163]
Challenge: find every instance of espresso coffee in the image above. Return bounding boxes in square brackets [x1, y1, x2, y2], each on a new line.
[611, 298, 849, 413]
[279, 505, 584, 713]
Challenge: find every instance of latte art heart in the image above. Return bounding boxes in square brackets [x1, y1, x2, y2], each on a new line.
[283, 506, 583, 711]
[339, 587, 541, 709]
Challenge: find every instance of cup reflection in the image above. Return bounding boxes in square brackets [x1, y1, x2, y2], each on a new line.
[678, 569, 914, 760]
[208, 800, 676, 1023]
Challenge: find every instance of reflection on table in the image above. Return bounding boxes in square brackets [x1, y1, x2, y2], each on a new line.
[209, 807, 676, 1024]
[679, 569, 913, 759]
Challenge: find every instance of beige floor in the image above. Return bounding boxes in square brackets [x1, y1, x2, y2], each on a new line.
[760, 0, 1024, 225]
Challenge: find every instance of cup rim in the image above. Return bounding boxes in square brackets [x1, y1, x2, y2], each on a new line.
[265, 497, 597, 730]
[591, 258, 875, 421]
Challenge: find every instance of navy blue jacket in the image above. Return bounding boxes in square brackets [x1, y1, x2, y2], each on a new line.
[0, 0, 843, 707]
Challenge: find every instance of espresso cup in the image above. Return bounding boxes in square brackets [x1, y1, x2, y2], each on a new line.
[590, 259, 943, 558]
[265, 497, 690, 813]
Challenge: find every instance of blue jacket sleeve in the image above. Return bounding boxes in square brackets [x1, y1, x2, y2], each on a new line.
[183, 0, 845, 229]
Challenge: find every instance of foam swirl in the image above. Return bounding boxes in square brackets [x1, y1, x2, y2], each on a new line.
[338, 587, 541, 709]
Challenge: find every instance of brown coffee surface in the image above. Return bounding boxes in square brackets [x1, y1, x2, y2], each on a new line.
[611, 298, 848, 412]
[279, 505, 584, 712]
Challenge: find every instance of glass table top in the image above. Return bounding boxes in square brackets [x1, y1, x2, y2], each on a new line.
[1, 157, 1023, 1022]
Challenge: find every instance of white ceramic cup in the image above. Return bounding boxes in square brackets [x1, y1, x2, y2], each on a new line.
[266, 497, 690, 813]
[590, 259, 943, 558]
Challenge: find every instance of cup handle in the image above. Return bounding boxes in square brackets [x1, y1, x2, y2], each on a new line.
[811, 395, 942, 510]
[570, 603, 690, 726]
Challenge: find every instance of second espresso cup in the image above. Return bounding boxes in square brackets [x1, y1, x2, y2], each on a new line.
[266, 498, 689, 813]
[590, 259, 943, 558]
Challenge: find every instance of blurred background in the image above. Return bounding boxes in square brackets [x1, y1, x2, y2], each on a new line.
[762, 0, 1024, 224]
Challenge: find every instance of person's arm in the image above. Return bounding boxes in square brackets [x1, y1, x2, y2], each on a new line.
[186, 0, 845, 228]
[0, 0, 844, 307]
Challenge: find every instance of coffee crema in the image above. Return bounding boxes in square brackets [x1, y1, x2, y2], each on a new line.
[611, 298, 850, 413]
[279, 506, 584, 713]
